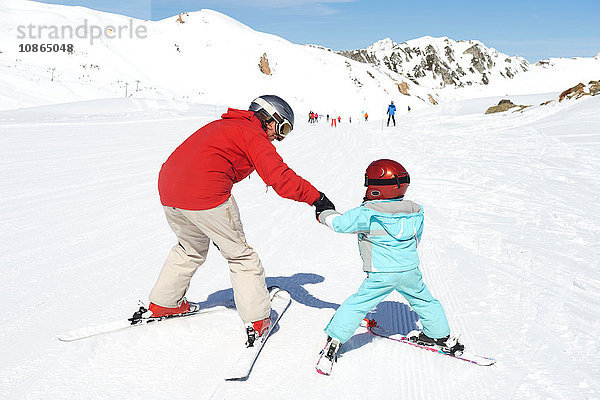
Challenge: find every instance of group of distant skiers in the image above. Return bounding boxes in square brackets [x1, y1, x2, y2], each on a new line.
[309, 112, 349, 127]
[308, 101, 411, 129]
[134, 94, 461, 375]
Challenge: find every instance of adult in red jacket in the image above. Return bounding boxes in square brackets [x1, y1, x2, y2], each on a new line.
[149, 95, 335, 345]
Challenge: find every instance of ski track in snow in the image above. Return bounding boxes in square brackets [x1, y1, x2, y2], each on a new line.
[1, 96, 599, 399]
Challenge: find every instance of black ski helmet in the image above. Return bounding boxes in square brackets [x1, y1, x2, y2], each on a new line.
[249, 95, 294, 140]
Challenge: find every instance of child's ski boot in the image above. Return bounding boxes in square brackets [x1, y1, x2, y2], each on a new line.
[408, 331, 465, 355]
[316, 336, 341, 375]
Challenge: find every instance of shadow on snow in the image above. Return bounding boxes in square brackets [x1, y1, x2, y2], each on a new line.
[194, 272, 339, 311]
[194, 273, 420, 354]
[340, 301, 420, 355]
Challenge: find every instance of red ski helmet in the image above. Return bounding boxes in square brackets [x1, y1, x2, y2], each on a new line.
[364, 159, 410, 200]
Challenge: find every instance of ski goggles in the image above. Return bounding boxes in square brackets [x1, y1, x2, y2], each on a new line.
[252, 97, 293, 140]
[364, 173, 410, 187]
[272, 112, 293, 140]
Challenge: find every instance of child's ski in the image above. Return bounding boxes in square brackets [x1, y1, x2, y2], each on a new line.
[315, 337, 339, 376]
[224, 287, 292, 381]
[56, 300, 234, 342]
[364, 319, 496, 366]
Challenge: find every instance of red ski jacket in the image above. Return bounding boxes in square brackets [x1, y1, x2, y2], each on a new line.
[158, 109, 320, 210]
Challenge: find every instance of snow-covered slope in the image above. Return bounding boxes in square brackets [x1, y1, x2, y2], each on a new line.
[1, 90, 599, 399]
[1, 1, 599, 399]
[2, 0, 598, 116]
[0, 0, 431, 114]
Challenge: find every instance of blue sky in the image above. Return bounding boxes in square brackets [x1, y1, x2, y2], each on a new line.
[35, 0, 600, 62]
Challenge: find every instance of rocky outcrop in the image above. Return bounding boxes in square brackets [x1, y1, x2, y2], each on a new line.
[559, 81, 600, 101]
[486, 80, 599, 113]
[536, 59, 553, 67]
[463, 44, 493, 74]
[397, 81, 409, 95]
[559, 83, 586, 101]
[258, 53, 271, 75]
[428, 94, 438, 105]
[590, 80, 600, 95]
[412, 44, 464, 86]
[337, 37, 530, 89]
[485, 99, 529, 114]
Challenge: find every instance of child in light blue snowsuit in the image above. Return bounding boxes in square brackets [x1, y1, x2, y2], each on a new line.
[318, 163, 450, 345]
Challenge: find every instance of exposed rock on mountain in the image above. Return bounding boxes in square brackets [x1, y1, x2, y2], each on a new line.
[591, 81, 600, 95]
[339, 37, 530, 89]
[397, 81, 409, 95]
[485, 99, 529, 114]
[559, 81, 600, 101]
[486, 80, 599, 115]
[259, 53, 271, 75]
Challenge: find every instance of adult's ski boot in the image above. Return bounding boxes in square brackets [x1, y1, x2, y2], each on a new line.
[245, 317, 271, 347]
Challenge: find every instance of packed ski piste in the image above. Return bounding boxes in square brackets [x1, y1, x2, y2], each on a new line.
[57, 96, 494, 383]
[4, 1, 600, 398]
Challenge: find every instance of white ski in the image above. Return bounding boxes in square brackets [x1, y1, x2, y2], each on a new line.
[56, 300, 234, 342]
[315, 348, 334, 375]
[224, 288, 291, 381]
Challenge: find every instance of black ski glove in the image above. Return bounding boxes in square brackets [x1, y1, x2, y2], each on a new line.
[313, 192, 335, 220]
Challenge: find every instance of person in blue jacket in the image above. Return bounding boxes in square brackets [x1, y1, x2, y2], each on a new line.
[387, 101, 396, 126]
[315, 159, 463, 367]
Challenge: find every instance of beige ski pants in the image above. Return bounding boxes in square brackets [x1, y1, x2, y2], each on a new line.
[149, 196, 271, 323]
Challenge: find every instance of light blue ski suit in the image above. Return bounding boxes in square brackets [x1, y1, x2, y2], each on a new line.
[318, 198, 450, 343]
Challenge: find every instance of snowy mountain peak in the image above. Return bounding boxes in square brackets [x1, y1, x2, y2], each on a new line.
[367, 37, 396, 51]
[158, 8, 256, 33]
[339, 36, 531, 89]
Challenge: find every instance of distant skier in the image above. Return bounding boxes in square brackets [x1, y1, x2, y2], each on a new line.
[407, 105, 411, 113]
[387, 101, 396, 126]
[149, 95, 335, 346]
[331, 117, 336, 127]
[364, 112, 368, 121]
[315, 159, 463, 370]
